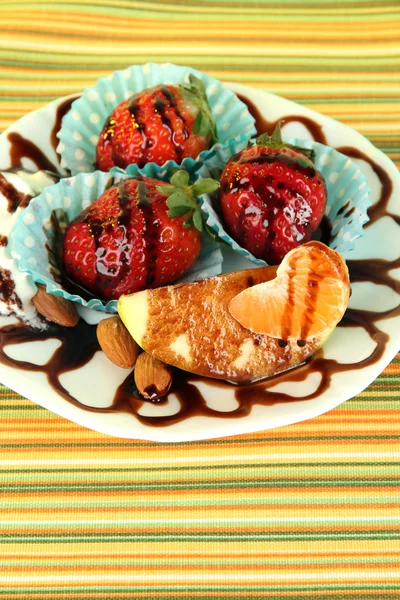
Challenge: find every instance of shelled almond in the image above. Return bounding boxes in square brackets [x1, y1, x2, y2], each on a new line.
[32, 284, 79, 327]
[96, 316, 140, 369]
[134, 352, 172, 401]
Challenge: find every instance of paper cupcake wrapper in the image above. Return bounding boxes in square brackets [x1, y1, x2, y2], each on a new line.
[110, 156, 202, 184]
[197, 137, 371, 265]
[57, 63, 256, 176]
[10, 170, 223, 314]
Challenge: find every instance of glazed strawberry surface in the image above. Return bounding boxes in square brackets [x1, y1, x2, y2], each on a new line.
[220, 145, 327, 264]
[62, 177, 201, 299]
[96, 85, 210, 170]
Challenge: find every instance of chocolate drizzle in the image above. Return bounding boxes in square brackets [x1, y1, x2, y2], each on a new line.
[112, 182, 134, 291]
[0, 321, 99, 403]
[1, 100, 399, 429]
[127, 98, 149, 159]
[238, 94, 327, 144]
[236, 151, 317, 178]
[300, 251, 323, 342]
[0, 268, 23, 311]
[7, 132, 58, 173]
[281, 253, 297, 340]
[0, 173, 32, 213]
[336, 146, 397, 227]
[50, 96, 78, 157]
[137, 180, 159, 287]
[124, 87, 189, 168]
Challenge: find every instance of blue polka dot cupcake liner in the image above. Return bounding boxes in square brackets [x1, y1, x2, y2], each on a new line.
[9, 169, 223, 314]
[196, 137, 372, 265]
[109, 156, 202, 183]
[56, 63, 256, 176]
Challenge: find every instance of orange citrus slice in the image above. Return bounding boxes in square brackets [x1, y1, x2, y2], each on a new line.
[228, 241, 350, 342]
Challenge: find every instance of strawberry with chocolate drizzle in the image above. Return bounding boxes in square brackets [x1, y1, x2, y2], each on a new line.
[96, 75, 218, 171]
[62, 172, 219, 300]
[219, 123, 327, 264]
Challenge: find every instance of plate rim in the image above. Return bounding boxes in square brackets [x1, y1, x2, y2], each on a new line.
[0, 83, 399, 442]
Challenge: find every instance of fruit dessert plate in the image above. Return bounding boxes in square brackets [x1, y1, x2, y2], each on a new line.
[0, 83, 399, 442]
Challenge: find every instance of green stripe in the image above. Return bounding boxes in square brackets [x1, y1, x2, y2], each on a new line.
[1, 555, 399, 567]
[0, 434, 399, 449]
[1, 531, 399, 542]
[4, 494, 400, 509]
[0, 584, 399, 593]
[1, 50, 399, 66]
[2, 479, 400, 492]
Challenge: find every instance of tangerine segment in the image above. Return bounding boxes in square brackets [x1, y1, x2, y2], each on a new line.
[228, 241, 350, 341]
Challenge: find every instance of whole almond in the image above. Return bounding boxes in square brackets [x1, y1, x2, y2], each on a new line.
[134, 352, 172, 401]
[32, 284, 79, 327]
[97, 316, 140, 369]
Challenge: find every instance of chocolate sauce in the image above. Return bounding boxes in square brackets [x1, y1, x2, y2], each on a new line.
[0, 258, 397, 427]
[336, 146, 397, 227]
[0, 173, 32, 213]
[7, 132, 58, 173]
[347, 256, 400, 294]
[235, 151, 317, 178]
[111, 182, 134, 290]
[1, 102, 398, 429]
[127, 98, 149, 158]
[50, 96, 78, 156]
[0, 320, 99, 404]
[137, 180, 159, 287]
[0, 268, 23, 311]
[315, 215, 333, 246]
[300, 248, 323, 341]
[238, 94, 327, 144]
[124, 87, 189, 168]
[281, 253, 297, 340]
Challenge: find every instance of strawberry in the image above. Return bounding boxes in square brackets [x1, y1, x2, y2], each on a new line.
[96, 75, 218, 171]
[62, 172, 219, 300]
[219, 124, 327, 264]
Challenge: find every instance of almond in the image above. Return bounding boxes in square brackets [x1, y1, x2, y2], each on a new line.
[32, 284, 79, 327]
[134, 352, 172, 401]
[97, 316, 140, 369]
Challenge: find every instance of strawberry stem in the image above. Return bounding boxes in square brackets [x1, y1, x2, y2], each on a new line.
[256, 121, 316, 162]
[179, 75, 219, 146]
[157, 170, 219, 233]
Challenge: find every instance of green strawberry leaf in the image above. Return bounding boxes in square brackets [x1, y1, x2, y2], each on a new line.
[192, 111, 203, 136]
[183, 215, 195, 228]
[163, 173, 220, 236]
[204, 222, 219, 242]
[291, 145, 316, 162]
[192, 208, 203, 232]
[192, 179, 220, 196]
[166, 191, 195, 209]
[188, 74, 207, 99]
[256, 121, 316, 164]
[199, 114, 212, 137]
[157, 184, 176, 197]
[170, 170, 190, 189]
[270, 121, 283, 145]
[178, 76, 219, 145]
[167, 206, 191, 218]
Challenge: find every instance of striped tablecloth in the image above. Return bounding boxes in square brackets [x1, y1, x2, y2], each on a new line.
[1, 1, 399, 598]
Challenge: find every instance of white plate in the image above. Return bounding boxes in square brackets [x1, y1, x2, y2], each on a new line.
[0, 83, 399, 442]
